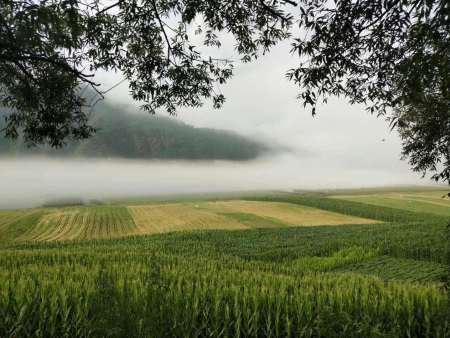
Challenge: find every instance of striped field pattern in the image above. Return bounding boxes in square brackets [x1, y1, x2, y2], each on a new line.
[0, 201, 379, 242]
[332, 191, 450, 216]
[29, 206, 138, 240]
[202, 200, 379, 226]
[0, 190, 449, 337]
[129, 203, 247, 234]
[0, 207, 137, 242]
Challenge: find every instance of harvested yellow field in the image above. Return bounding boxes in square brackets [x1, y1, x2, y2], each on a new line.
[0, 210, 47, 242]
[0, 211, 25, 230]
[202, 200, 379, 226]
[129, 203, 247, 234]
[22, 206, 138, 241]
[0, 200, 378, 243]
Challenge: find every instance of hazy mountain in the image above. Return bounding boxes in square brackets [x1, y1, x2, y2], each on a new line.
[0, 102, 270, 160]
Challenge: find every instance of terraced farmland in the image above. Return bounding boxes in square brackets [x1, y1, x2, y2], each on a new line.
[0, 189, 449, 337]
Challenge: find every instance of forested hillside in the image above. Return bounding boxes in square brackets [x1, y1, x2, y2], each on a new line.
[0, 102, 269, 160]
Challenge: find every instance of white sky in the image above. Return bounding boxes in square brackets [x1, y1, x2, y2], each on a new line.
[94, 39, 430, 186]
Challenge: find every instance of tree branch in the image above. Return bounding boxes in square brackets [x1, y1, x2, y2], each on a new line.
[96, 0, 124, 15]
[282, 0, 298, 6]
[259, 0, 291, 22]
[15, 54, 99, 86]
[150, 0, 173, 63]
[357, 0, 403, 34]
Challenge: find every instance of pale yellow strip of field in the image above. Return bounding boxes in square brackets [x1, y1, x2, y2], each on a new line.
[391, 193, 450, 207]
[0, 210, 39, 241]
[202, 200, 379, 226]
[0, 211, 26, 230]
[29, 210, 77, 241]
[128, 203, 248, 234]
[332, 192, 450, 209]
[31, 208, 138, 241]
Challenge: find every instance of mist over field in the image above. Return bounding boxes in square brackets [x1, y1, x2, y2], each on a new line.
[0, 153, 431, 209]
[0, 39, 442, 210]
[1, 86, 437, 210]
[0, 97, 437, 210]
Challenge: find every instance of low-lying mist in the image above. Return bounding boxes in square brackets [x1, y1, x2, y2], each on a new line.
[0, 154, 431, 209]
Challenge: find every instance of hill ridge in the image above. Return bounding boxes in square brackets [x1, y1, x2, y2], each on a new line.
[0, 102, 269, 160]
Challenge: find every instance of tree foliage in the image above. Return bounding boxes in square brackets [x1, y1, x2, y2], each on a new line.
[0, 0, 449, 181]
[287, 0, 449, 183]
[0, 0, 292, 146]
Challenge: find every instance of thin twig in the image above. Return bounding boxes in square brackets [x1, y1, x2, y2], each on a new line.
[96, 0, 124, 15]
[102, 77, 128, 95]
[151, 0, 174, 64]
[259, 0, 291, 22]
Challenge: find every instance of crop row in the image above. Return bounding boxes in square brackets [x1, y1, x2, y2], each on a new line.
[0, 194, 448, 337]
[0, 251, 448, 338]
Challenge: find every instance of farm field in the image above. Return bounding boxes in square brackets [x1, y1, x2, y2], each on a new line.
[0, 188, 449, 337]
[331, 190, 450, 216]
[0, 200, 377, 242]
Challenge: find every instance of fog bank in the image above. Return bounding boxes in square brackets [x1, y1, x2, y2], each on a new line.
[0, 154, 432, 209]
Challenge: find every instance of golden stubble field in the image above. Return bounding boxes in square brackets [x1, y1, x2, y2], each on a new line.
[0, 200, 379, 242]
[202, 200, 378, 227]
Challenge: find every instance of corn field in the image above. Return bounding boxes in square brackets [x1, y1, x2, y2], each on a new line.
[0, 191, 449, 337]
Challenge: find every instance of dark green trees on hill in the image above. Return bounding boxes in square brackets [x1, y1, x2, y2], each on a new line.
[0, 103, 268, 160]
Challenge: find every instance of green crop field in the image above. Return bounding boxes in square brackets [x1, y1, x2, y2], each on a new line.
[0, 188, 449, 337]
[331, 190, 450, 217]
